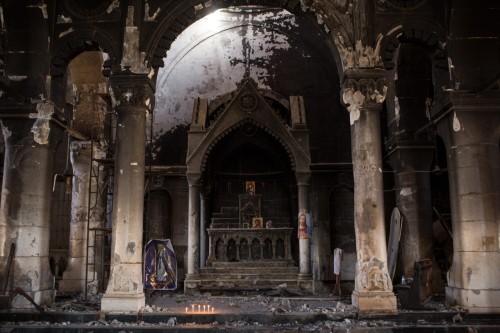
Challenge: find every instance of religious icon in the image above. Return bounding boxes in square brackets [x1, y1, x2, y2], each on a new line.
[252, 217, 263, 229]
[144, 239, 177, 290]
[245, 181, 255, 195]
[298, 212, 311, 239]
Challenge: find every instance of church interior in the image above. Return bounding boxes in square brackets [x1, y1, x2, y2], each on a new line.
[0, 0, 499, 326]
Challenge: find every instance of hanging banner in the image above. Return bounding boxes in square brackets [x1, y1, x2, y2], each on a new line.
[144, 239, 177, 290]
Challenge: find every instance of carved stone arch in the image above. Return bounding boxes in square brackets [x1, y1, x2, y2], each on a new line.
[51, 28, 120, 77]
[200, 118, 298, 174]
[379, 21, 448, 71]
[145, 1, 349, 76]
[61, 0, 117, 20]
[379, 21, 450, 110]
[187, 79, 311, 178]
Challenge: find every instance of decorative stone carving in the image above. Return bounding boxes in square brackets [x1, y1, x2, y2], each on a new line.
[342, 77, 387, 125]
[239, 92, 258, 112]
[356, 258, 392, 292]
[206, 228, 293, 265]
[109, 73, 154, 109]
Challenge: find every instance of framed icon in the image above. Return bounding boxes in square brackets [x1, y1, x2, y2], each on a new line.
[252, 217, 263, 229]
[245, 181, 255, 195]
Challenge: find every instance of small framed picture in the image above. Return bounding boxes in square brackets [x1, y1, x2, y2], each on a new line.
[252, 217, 263, 229]
[245, 181, 255, 195]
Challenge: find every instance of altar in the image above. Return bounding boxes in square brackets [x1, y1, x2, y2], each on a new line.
[206, 227, 293, 266]
[197, 192, 299, 292]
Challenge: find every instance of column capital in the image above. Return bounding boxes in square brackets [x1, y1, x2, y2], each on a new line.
[387, 143, 435, 174]
[295, 171, 311, 186]
[109, 71, 155, 110]
[342, 69, 388, 125]
[186, 172, 202, 186]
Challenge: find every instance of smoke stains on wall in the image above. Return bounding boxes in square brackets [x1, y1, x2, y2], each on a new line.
[152, 7, 344, 166]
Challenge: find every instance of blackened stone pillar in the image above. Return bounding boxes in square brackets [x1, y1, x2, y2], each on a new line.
[184, 173, 201, 293]
[59, 141, 107, 294]
[437, 93, 500, 313]
[0, 103, 58, 308]
[342, 70, 397, 314]
[387, 145, 435, 278]
[101, 72, 153, 312]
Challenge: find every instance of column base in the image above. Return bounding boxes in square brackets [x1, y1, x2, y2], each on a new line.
[58, 257, 90, 294]
[446, 286, 500, 313]
[101, 292, 145, 313]
[184, 274, 201, 294]
[59, 279, 99, 295]
[352, 290, 398, 315]
[297, 274, 314, 293]
[11, 289, 55, 309]
[298, 273, 312, 280]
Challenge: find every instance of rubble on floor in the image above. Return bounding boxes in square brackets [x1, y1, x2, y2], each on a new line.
[1, 289, 496, 332]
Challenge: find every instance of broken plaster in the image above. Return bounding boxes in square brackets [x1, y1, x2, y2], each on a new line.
[453, 111, 462, 132]
[121, 6, 149, 73]
[400, 187, 416, 197]
[107, 0, 120, 14]
[59, 27, 74, 38]
[30, 102, 54, 145]
[394, 96, 400, 127]
[355, 40, 383, 68]
[2, 124, 11, 139]
[144, 2, 160, 21]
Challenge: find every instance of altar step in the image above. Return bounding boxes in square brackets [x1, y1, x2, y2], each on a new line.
[210, 260, 294, 268]
[201, 267, 298, 277]
[199, 264, 300, 291]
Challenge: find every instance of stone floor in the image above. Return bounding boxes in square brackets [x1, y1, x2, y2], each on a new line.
[1, 284, 500, 332]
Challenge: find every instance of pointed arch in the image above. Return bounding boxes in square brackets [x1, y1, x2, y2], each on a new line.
[186, 79, 310, 176]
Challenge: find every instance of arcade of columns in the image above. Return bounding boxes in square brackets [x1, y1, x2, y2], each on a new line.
[0, 65, 499, 313]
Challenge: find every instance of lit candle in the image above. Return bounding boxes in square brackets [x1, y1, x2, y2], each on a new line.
[185, 307, 188, 313]
[212, 307, 214, 313]
[198, 304, 201, 312]
[207, 305, 210, 313]
[203, 305, 206, 313]
[191, 304, 194, 312]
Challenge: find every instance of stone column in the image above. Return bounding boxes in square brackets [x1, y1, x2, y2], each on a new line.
[184, 173, 201, 292]
[59, 141, 107, 294]
[437, 93, 500, 313]
[388, 145, 435, 278]
[342, 70, 397, 314]
[101, 72, 153, 312]
[0, 103, 58, 308]
[200, 190, 210, 268]
[296, 172, 312, 278]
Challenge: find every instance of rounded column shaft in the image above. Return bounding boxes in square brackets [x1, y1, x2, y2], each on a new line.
[184, 173, 201, 293]
[59, 141, 107, 294]
[343, 71, 397, 314]
[437, 97, 500, 313]
[389, 147, 434, 278]
[101, 73, 153, 312]
[296, 172, 311, 278]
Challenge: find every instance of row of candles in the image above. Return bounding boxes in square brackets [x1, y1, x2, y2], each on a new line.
[185, 304, 215, 314]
